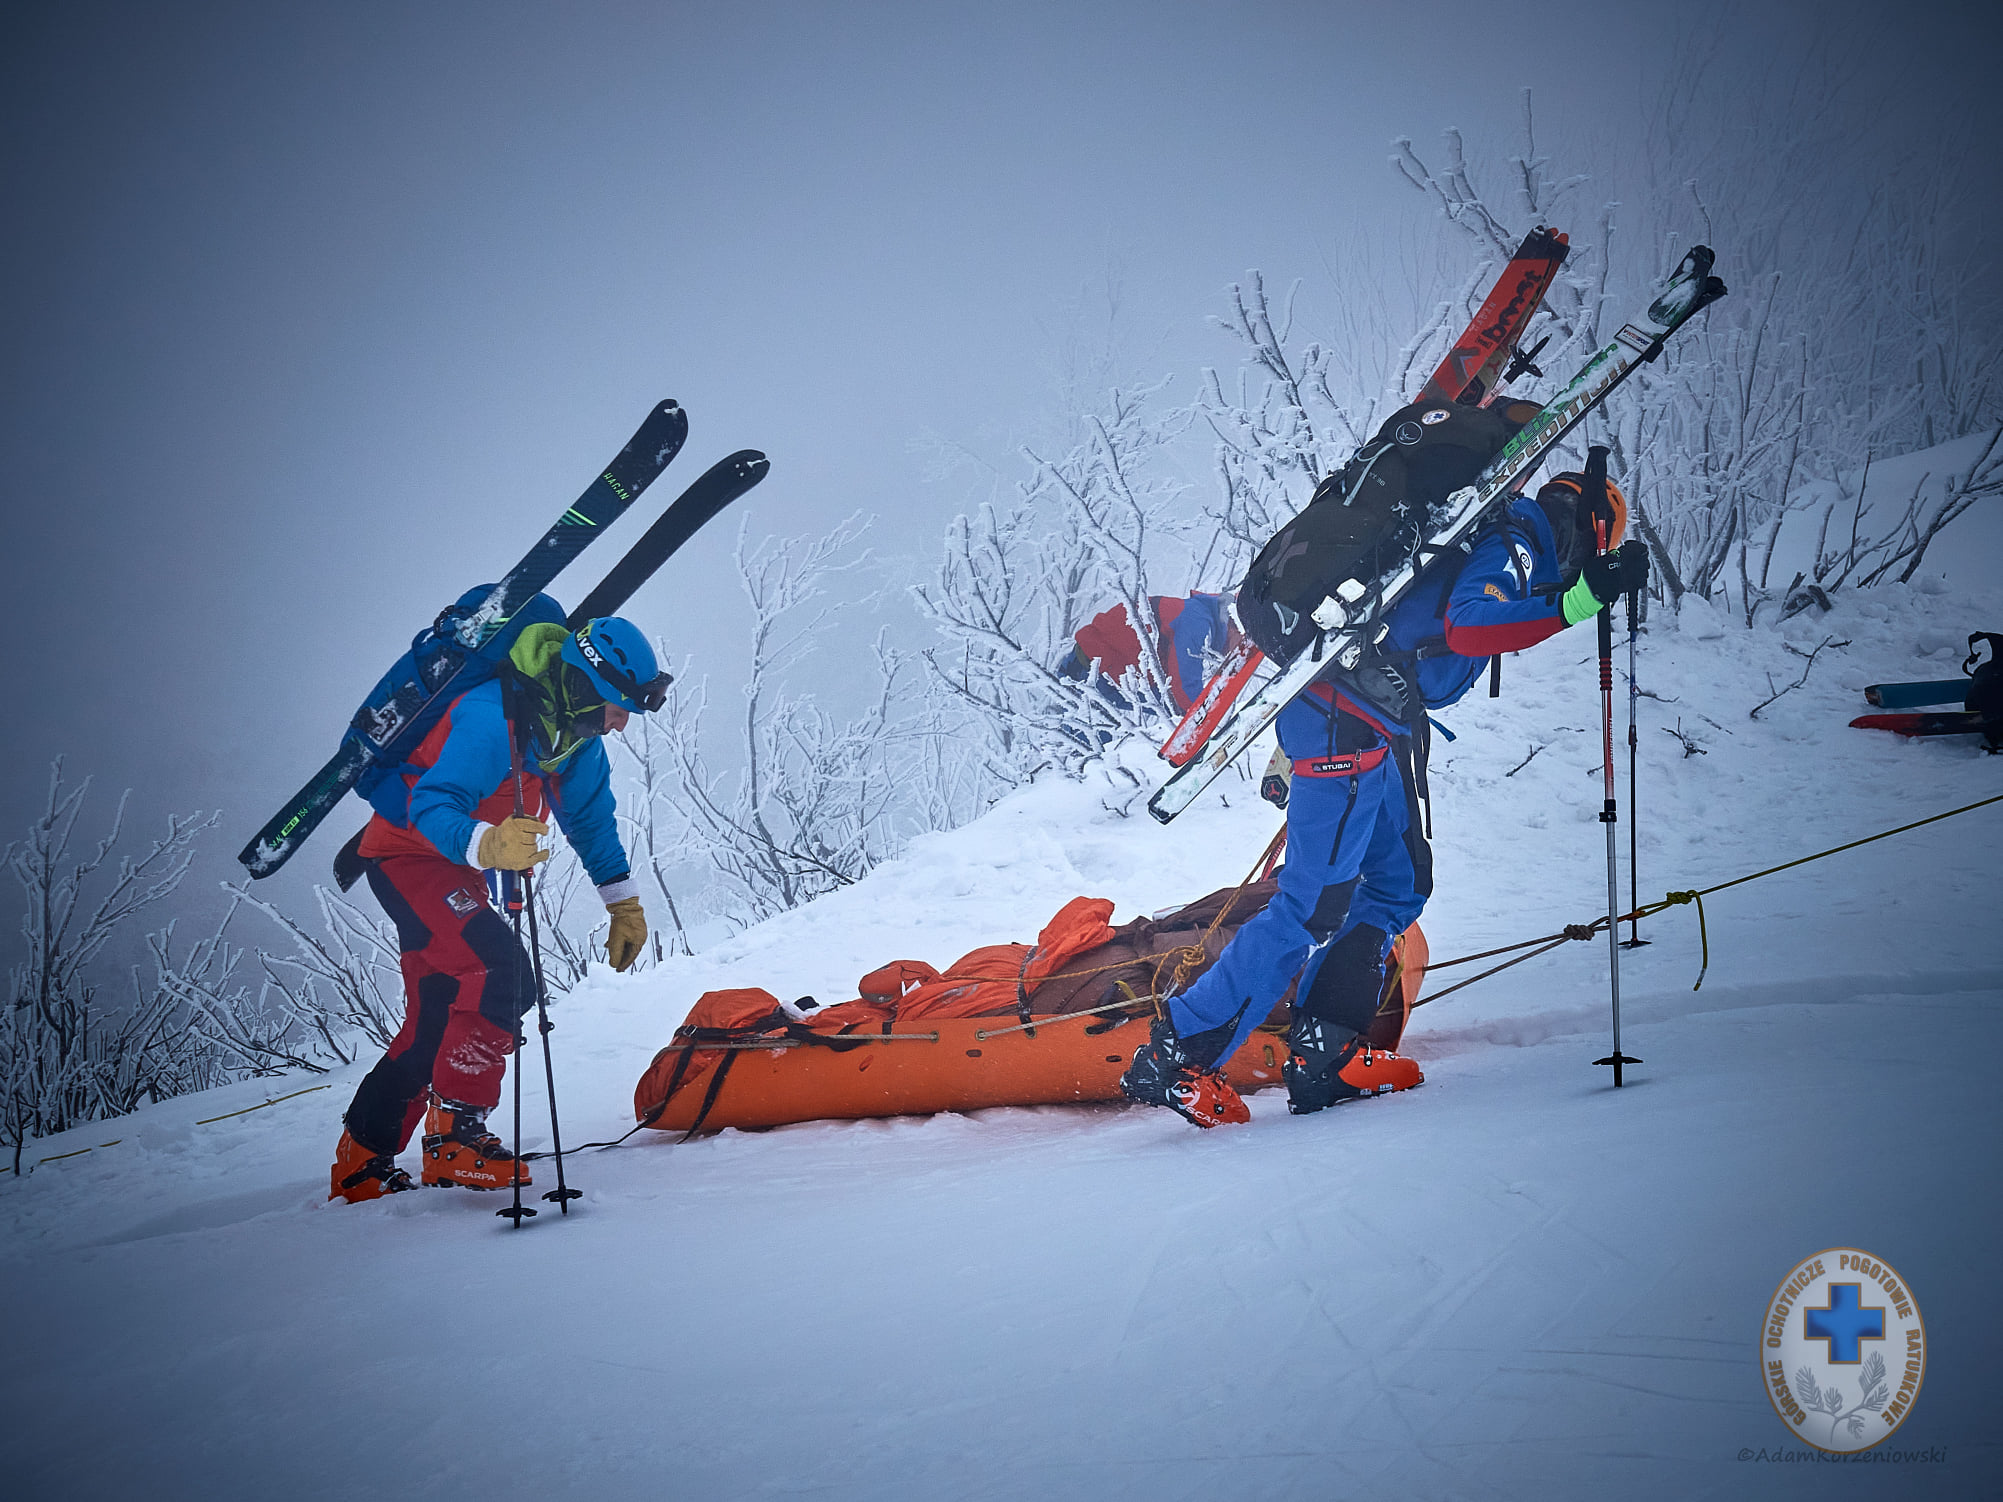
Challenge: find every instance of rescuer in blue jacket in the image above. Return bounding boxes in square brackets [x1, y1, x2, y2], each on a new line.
[1121, 474, 1649, 1126]
[331, 616, 670, 1201]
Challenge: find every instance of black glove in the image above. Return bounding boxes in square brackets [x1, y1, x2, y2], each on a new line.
[1581, 540, 1649, 606]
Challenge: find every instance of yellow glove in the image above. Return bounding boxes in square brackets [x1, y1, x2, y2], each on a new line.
[605, 896, 647, 973]
[473, 816, 550, 871]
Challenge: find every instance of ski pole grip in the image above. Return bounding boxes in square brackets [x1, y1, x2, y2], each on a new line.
[1584, 445, 1612, 553]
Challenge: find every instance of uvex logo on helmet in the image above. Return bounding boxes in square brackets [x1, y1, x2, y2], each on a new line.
[562, 617, 671, 713]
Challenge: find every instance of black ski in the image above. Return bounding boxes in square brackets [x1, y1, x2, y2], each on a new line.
[566, 449, 769, 627]
[239, 401, 688, 878]
[320, 448, 770, 895]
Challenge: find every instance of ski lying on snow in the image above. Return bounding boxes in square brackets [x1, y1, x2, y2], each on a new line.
[239, 400, 690, 879]
[1862, 680, 1969, 711]
[1148, 246, 1727, 825]
[1849, 711, 1984, 738]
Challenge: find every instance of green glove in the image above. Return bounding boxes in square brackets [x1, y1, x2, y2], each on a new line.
[1561, 572, 1608, 626]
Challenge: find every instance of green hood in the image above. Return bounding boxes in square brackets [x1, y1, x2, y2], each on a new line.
[508, 623, 595, 773]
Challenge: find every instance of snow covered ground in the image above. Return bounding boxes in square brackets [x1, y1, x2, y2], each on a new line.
[4, 569, 2000, 1500]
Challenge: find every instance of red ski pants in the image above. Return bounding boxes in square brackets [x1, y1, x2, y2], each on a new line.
[342, 852, 532, 1155]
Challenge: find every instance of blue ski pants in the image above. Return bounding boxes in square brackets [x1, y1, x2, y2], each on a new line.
[1166, 693, 1429, 1064]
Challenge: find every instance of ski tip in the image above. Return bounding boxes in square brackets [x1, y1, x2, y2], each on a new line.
[1521, 225, 1571, 260]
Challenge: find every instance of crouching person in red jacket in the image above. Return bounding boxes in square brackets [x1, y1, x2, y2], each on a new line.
[331, 617, 667, 1203]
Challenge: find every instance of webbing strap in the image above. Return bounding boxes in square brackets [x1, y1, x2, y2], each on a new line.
[1290, 745, 1390, 778]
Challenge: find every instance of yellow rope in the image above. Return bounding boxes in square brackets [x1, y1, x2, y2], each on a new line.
[1409, 792, 2002, 1007]
[194, 1083, 333, 1125]
[30, 1082, 339, 1168]
[34, 1139, 123, 1166]
[976, 993, 1158, 1041]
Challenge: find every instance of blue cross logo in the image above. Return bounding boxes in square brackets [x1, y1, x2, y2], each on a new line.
[1804, 1283, 1884, 1364]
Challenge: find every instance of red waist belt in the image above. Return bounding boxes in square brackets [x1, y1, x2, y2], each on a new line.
[1291, 744, 1389, 779]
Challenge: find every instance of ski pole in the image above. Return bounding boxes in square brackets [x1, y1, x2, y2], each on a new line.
[521, 865, 581, 1213]
[1621, 580, 1650, 949]
[496, 668, 538, 1226]
[1583, 447, 1640, 1086]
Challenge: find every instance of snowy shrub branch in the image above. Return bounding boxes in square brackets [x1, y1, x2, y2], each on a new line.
[2, 762, 220, 1172]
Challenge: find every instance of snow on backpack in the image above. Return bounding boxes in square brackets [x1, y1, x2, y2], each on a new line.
[351, 584, 569, 826]
[1235, 398, 1536, 664]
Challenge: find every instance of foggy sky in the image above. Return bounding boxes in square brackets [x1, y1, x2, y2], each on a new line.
[2, 0, 1996, 937]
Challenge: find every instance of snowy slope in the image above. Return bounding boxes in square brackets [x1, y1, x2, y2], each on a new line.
[3, 573, 2000, 1501]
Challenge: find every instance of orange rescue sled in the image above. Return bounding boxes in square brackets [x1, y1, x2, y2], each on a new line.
[634, 882, 1426, 1134]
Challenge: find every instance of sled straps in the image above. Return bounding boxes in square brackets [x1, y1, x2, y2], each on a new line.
[1402, 792, 2003, 1010]
[681, 1050, 741, 1142]
[1015, 947, 1038, 1038]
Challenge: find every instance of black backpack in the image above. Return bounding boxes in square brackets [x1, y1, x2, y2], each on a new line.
[1966, 632, 2003, 753]
[1236, 398, 1533, 664]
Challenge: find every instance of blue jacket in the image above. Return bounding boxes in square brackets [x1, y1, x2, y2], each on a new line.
[359, 679, 632, 889]
[1350, 495, 1572, 724]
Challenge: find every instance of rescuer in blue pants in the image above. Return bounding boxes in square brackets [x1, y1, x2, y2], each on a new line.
[1120, 686, 1426, 1125]
[1120, 473, 1650, 1127]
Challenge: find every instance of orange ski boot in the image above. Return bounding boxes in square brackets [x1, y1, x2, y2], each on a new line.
[1120, 1017, 1251, 1128]
[420, 1093, 531, 1190]
[1337, 1040, 1424, 1096]
[1284, 1017, 1424, 1114]
[1166, 1068, 1252, 1127]
[329, 1130, 416, 1203]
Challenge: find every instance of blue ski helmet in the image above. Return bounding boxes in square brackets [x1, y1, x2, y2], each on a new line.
[562, 617, 669, 712]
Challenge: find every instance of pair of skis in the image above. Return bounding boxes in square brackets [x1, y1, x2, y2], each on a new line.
[1853, 678, 1974, 736]
[1149, 242, 1727, 824]
[1159, 227, 1572, 771]
[238, 405, 769, 879]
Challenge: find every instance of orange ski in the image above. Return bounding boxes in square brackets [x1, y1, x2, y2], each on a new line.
[1159, 642, 1263, 766]
[1416, 226, 1570, 408]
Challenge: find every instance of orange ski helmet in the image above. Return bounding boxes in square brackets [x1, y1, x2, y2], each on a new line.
[1534, 471, 1628, 563]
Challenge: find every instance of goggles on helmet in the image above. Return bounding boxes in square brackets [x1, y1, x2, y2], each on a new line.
[566, 618, 673, 713]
